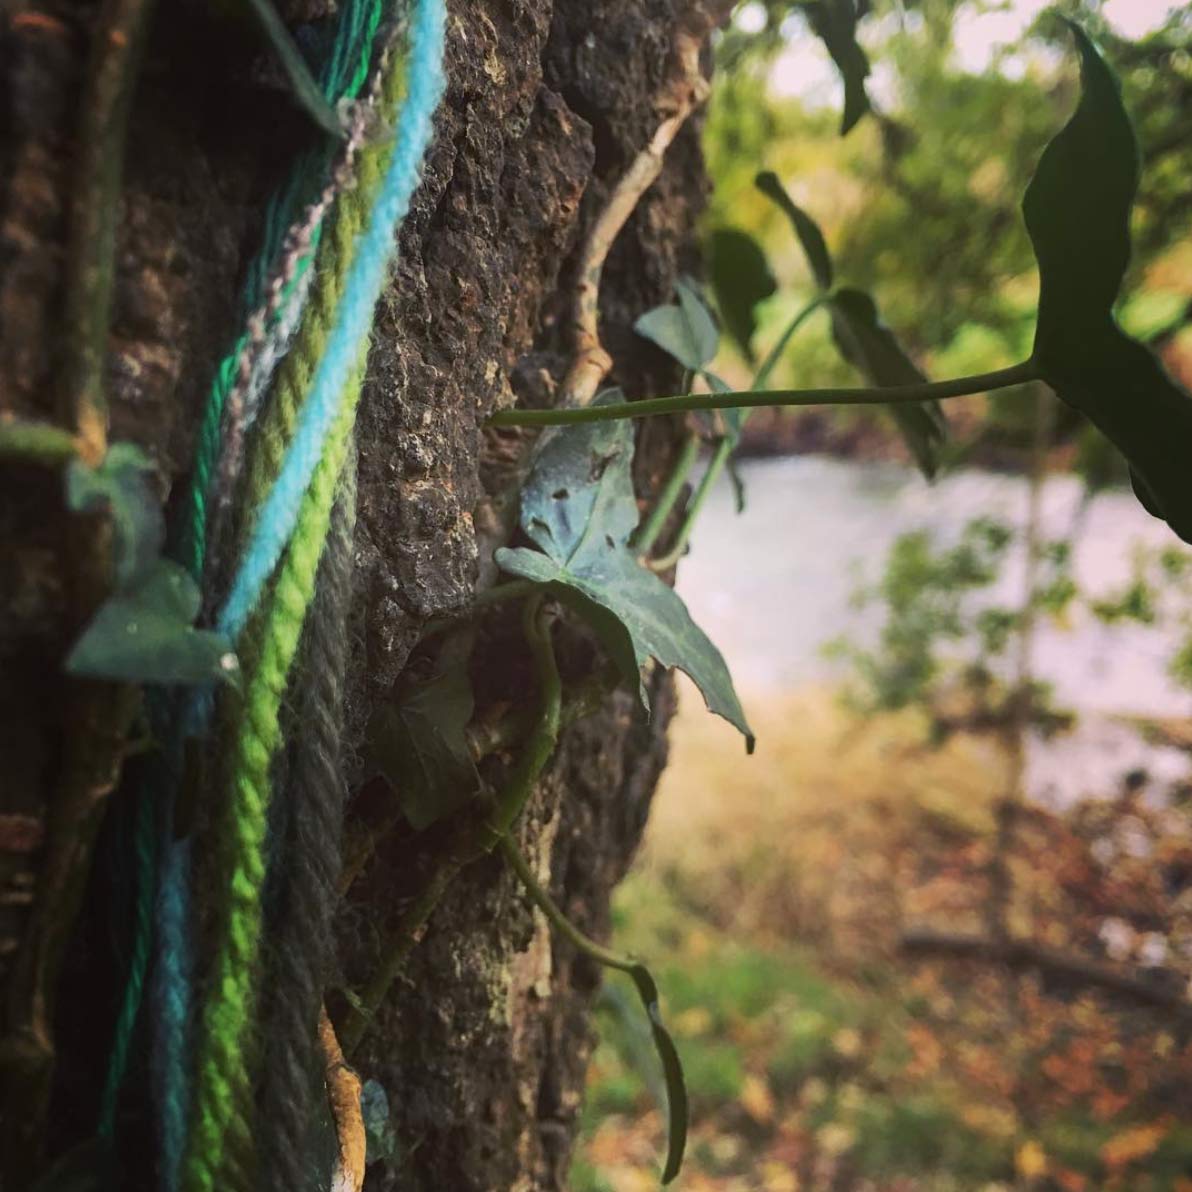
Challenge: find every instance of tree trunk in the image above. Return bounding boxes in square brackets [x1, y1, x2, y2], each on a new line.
[0, 0, 711, 1187]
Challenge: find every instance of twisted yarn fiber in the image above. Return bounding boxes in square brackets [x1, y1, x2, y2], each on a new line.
[97, 763, 159, 1141]
[182, 4, 447, 1187]
[182, 372, 364, 1192]
[232, 40, 408, 564]
[177, 0, 382, 585]
[260, 450, 356, 1192]
[145, 7, 384, 1184]
[217, 0, 448, 643]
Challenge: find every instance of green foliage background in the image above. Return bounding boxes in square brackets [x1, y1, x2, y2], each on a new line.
[701, 0, 1192, 464]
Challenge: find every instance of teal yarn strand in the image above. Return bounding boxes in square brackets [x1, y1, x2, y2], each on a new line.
[96, 0, 386, 1167]
[96, 771, 158, 1142]
[217, 0, 446, 642]
[149, 2, 388, 1185]
[177, 0, 384, 584]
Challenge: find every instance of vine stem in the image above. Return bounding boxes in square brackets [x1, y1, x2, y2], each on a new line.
[751, 296, 828, 392]
[338, 665, 614, 897]
[416, 578, 539, 640]
[634, 434, 699, 558]
[483, 596, 562, 840]
[491, 360, 1040, 428]
[1, 0, 154, 1176]
[648, 436, 730, 572]
[497, 835, 636, 974]
[341, 596, 563, 1054]
[61, 0, 154, 464]
[638, 297, 826, 568]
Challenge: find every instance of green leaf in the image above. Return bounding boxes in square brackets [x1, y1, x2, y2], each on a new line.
[802, 0, 871, 135]
[66, 442, 164, 591]
[634, 279, 720, 372]
[495, 393, 753, 749]
[367, 659, 478, 831]
[65, 560, 239, 686]
[756, 171, 834, 291]
[1024, 22, 1137, 361]
[624, 962, 688, 1184]
[242, 0, 344, 138]
[1023, 21, 1192, 543]
[829, 288, 948, 480]
[707, 227, 777, 363]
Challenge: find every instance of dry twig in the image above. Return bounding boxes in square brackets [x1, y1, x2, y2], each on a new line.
[559, 22, 710, 407]
[320, 1006, 367, 1192]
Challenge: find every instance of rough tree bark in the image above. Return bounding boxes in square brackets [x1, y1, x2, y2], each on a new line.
[0, 0, 714, 1187]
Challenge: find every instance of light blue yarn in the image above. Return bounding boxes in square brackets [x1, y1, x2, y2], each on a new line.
[152, 8, 446, 1182]
[216, 0, 447, 643]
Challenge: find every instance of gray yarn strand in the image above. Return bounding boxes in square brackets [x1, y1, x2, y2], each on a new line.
[259, 445, 357, 1191]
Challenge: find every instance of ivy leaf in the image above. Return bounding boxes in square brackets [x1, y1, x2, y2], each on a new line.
[367, 659, 478, 831]
[1023, 21, 1192, 543]
[65, 560, 238, 686]
[66, 442, 164, 591]
[802, 0, 871, 135]
[756, 171, 834, 291]
[495, 393, 753, 750]
[1025, 21, 1137, 363]
[829, 288, 948, 479]
[707, 227, 777, 363]
[624, 962, 688, 1185]
[634, 278, 720, 372]
[242, 0, 344, 138]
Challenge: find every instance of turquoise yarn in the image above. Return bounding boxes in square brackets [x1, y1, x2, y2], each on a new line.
[217, 0, 446, 642]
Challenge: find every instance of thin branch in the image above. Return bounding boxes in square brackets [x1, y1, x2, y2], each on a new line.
[559, 26, 710, 407]
[490, 361, 1040, 428]
[900, 930, 1192, 1021]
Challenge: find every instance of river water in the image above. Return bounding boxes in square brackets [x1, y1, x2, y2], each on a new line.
[674, 456, 1192, 805]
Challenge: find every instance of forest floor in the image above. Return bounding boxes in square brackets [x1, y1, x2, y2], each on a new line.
[573, 686, 1192, 1192]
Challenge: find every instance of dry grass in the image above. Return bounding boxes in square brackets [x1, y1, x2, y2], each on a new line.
[640, 680, 1006, 962]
